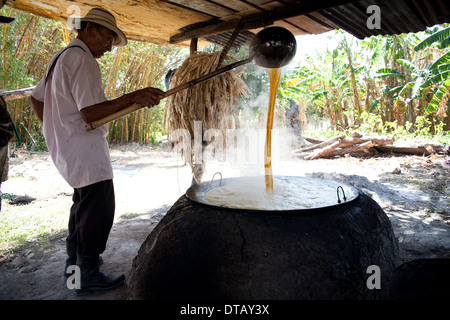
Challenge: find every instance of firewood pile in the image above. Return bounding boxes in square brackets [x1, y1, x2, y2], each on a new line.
[292, 132, 449, 160]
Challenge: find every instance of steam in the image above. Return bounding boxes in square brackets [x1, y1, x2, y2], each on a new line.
[208, 65, 299, 178]
[169, 63, 301, 181]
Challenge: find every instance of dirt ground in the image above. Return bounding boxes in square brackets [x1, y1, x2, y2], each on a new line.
[0, 141, 449, 300]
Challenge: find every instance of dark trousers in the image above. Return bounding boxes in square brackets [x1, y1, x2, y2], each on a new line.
[67, 179, 115, 256]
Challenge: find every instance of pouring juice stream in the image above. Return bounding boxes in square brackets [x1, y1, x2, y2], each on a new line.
[264, 67, 281, 192]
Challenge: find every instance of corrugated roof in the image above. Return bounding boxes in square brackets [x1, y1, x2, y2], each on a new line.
[317, 0, 450, 39]
[170, 0, 450, 46]
[4, 0, 450, 47]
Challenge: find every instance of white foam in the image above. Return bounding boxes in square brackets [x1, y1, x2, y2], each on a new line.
[204, 176, 357, 210]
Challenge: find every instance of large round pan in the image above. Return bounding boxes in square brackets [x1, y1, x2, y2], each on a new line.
[186, 175, 359, 214]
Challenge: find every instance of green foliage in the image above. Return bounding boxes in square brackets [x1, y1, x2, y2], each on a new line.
[278, 26, 450, 138]
[376, 68, 406, 79]
[3, 8, 449, 146]
[415, 26, 450, 50]
[413, 25, 450, 115]
[1, 8, 66, 149]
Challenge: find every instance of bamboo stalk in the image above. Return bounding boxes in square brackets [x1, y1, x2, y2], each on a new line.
[1, 8, 13, 88]
[62, 24, 71, 45]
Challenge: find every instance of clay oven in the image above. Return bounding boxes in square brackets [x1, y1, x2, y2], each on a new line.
[127, 176, 399, 299]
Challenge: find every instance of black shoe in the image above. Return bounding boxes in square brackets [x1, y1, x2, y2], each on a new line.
[74, 254, 125, 296]
[63, 239, 103, 278]
[75, 270, 125, 296]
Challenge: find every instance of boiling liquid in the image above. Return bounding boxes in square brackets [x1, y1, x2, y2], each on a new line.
[204, 176, 357, 211]
[264, 68, 282, 192]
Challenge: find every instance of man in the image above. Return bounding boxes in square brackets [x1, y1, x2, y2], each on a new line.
[29, 7, 164, 296]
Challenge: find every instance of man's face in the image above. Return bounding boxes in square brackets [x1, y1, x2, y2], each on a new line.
[85, 23, 117, 58]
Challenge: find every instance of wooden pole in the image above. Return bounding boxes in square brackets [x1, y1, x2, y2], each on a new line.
[0, 87, 35, 101]
[190, 38, 198, 56]
[85, 58, 252, 131]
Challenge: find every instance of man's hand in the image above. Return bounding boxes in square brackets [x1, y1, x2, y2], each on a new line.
[80, 87, 166, 123]
[128, 87, 165, 108]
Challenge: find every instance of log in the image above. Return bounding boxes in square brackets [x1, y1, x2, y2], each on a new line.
[358, 136, 395, 145]
[306, 136, 394, 160]
[375, 144, 448, 155]
[292, 135, 345, 153]
[304, 137, 323, 144]
[326, 141, 374, 158]
[294, 133, 447, 159]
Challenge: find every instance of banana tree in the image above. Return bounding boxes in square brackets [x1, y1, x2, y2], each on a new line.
[278, 63, 324, 128]
[374, 31, 431, 125]
[337, 31, 363, 125]
[414, 25, 450, 130]
[376, 57, 428, 123]
[280, 52, 353, 130]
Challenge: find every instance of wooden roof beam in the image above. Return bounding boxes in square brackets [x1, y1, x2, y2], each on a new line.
[170, 0, 361, 43]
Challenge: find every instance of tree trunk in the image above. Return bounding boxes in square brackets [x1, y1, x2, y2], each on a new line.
[326, 140, 374, 157]
[375, 144, 448, 155]
[342, 38, 362, 126]
[445, 98, 450, 131]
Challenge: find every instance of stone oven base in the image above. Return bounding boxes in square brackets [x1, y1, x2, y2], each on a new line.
[127, 192, 399, 299]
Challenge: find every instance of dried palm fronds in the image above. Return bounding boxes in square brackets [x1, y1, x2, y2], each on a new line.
[164, 51, 251, 169]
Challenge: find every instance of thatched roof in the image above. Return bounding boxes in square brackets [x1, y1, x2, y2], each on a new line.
[4, 0, 450, 47]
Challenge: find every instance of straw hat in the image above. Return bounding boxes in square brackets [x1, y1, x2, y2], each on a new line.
[68, 8, 127, 47]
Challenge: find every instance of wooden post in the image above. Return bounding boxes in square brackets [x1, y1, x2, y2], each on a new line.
[190, 38, 198, 56]
[189, 37, 204, 185]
